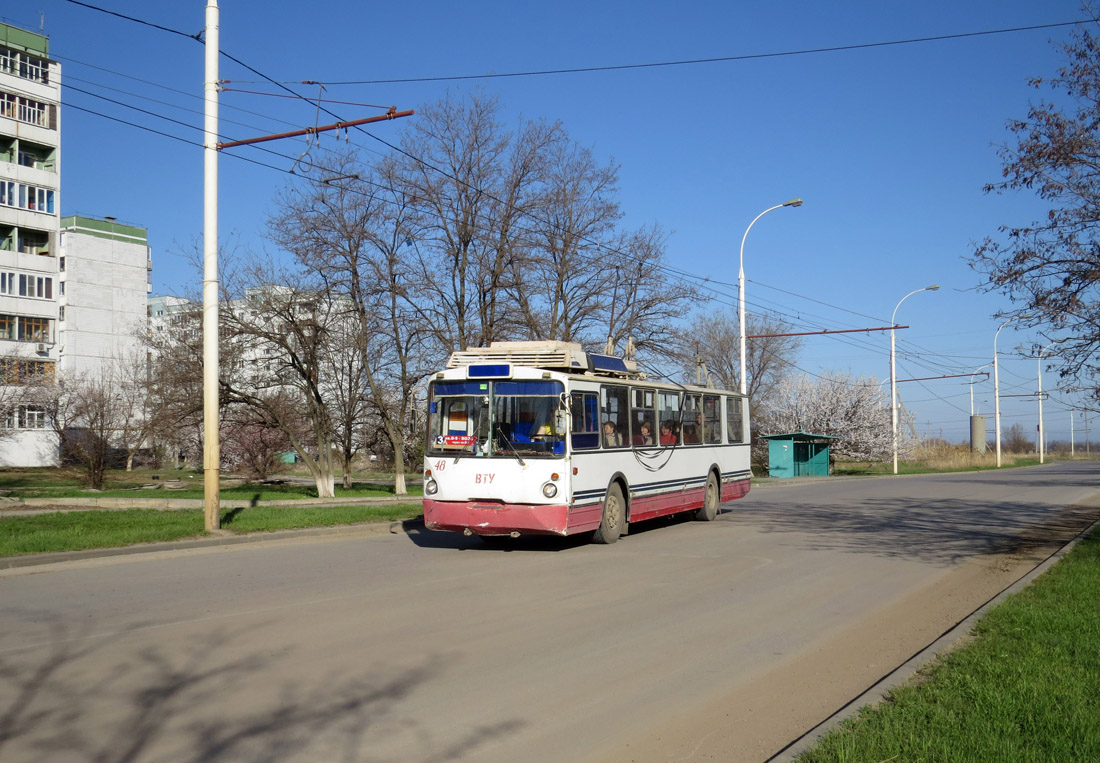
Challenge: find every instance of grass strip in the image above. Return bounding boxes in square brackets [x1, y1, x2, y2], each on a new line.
[0, 504, 424, 557]
[797, 530, 1100, 762]
[220, 504, 423, 533]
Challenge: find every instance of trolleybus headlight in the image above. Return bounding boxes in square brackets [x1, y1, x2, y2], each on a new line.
[542, 482, 558, 498]
[425, 479, 439, 496]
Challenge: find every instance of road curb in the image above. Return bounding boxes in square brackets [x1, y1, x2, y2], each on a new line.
[0, 517, 426, 570]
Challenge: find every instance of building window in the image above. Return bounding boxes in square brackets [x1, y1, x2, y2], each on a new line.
[3, 405, 49, 430]
[0, 48, 49, 85]
[18, 316, 50, 342]
[0, 272, 13, 295]
[0, 182, 56, 215]
[18, 275, 52, 299]
[0, 359, 55, 385]
[0, 314, 12, 340]
[20, 406, 47, 429]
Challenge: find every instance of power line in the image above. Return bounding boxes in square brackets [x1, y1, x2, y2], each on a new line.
[54, 1, 1029, 391]
[300, 20, 1088, 86]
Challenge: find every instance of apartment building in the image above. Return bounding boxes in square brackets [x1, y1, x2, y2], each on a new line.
[0, 22, 60, 466]
[58, 215, 152, 377]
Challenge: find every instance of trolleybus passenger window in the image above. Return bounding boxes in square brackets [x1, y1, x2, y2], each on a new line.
[727, 395, 744, 443]
[657, 391, 680, 446]
[682, 394, 702, 444]
[703, 394, 722, 444]
[601, 385, 628, 448]
[631, 388, 656, 446]
[570, 392, 600, 450]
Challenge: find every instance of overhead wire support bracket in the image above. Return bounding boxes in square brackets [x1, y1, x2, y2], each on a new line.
[897, 372, 991, 383]
[216, 107, 414, 150]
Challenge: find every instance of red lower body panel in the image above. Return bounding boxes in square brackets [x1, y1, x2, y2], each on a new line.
[423, 478, 750, 537]
[721, 478, 750, 503]
[424, 499, 572, 536]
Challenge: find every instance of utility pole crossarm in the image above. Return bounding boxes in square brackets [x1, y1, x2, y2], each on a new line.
[896, 372, 989, 383]
[746, 325, 906, 339]
[217, 108, 414, 150]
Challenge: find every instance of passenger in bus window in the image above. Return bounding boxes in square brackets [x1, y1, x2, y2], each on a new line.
[634, 420, 653, 446]
[602, 421, 622, 448]
[683, 413, 702, 444]
[659, 421, 677, 446]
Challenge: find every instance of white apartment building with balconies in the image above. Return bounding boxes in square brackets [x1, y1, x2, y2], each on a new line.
[0, 22, 60, 466]
[58, 215, 152, 378]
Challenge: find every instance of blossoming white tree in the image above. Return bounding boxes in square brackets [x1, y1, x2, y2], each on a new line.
[760, 371, 917, 462]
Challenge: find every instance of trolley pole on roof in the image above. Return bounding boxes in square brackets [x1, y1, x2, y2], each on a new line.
[203, 0, 221, 530]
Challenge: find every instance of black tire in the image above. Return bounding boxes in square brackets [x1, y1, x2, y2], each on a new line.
[695, 472, 719, 521]
[593, 483, 626, 544]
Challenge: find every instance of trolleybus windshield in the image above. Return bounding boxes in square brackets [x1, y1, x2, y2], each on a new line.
[428, 379, 566, 458]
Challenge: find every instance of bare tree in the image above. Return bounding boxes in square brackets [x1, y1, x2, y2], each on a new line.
[973, 28, 1100, 401]
[1002, 422, 1035, 454]
[399, 92, 543, 350]
[219, 279, 342, 498]
[675, 310, 803, 408]
[49, 371, 119, 489]
[511, 139, 621, 342]
[110, 350, 157, 471]
[267, 154, 435, 495]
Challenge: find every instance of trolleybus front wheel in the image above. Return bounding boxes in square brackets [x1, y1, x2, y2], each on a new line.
[593, 483, 626, 544]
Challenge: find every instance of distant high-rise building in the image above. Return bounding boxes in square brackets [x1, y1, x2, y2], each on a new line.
[0, 22, 60, 466]
[58, 215, 151, 377]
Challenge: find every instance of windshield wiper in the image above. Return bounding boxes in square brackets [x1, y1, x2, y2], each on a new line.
[495, 424, 526, 467]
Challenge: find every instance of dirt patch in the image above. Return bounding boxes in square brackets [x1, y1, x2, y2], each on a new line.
[592, 500, 1100, 763]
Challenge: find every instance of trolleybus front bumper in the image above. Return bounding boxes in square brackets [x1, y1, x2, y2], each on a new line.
[423, 499, 572, 536]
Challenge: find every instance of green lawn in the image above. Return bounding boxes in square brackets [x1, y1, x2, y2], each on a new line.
[0, 504, 424, 557]
[797, 530, 1100, 762]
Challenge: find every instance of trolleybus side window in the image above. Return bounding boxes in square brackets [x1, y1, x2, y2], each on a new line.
[657, 391, 680, 446]
[703, 394, 722, 444]
[631, 387, 657, 446]
[570, 392, 600, 450]
[726, 395, 745, 443]
[682, 393, 702, 444]
[600, 385, 628, 448]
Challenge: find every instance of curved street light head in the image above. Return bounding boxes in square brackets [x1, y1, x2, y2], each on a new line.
[926, 284, 940, 291]
[738, 197, 803, 395]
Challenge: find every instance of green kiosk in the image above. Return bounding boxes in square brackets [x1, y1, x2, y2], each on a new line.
[761, 431, 839, 478]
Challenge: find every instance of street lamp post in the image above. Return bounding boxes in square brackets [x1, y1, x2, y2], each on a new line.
[738, 198, 802, 395]
[970, 363, 991, 416]
[890, 285, 939, 474]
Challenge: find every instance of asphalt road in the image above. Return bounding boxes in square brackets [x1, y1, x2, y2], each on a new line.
[1, 462, 1098, 762]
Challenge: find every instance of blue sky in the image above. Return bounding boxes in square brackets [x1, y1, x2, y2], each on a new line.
[9, 1, 1097, 444]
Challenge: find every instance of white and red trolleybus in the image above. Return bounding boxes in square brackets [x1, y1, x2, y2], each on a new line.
[422, 341, 751, 543]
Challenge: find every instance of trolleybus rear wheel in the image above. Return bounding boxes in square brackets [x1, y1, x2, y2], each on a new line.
[593, 483, 625, 544]
[695, 472, 719, 521]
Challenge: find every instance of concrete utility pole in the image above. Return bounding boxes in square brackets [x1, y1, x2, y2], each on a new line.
[203, 0, 220, 530]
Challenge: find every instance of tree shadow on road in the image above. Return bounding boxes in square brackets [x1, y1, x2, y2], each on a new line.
[720, 491, 1100, 567]
[0, 616, 525, 762]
